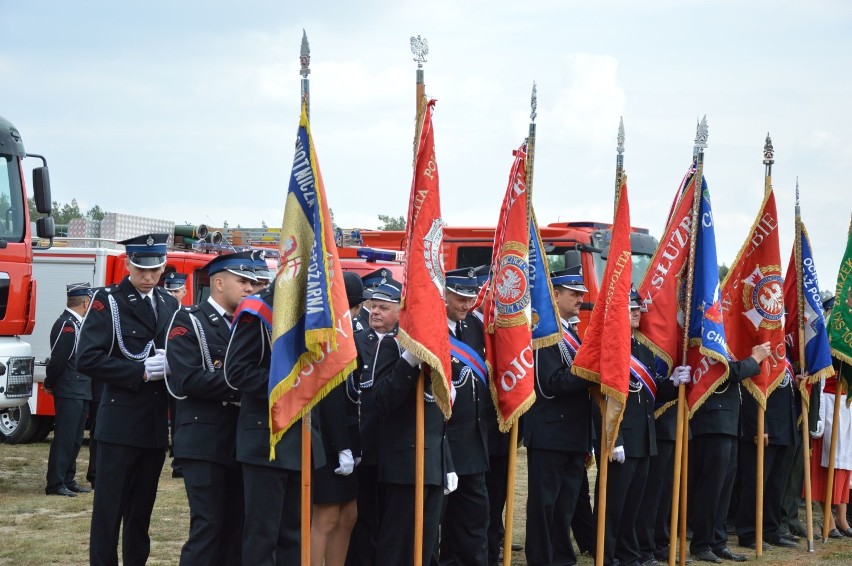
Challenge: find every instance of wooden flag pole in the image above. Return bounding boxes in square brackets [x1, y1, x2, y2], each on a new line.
[410, 35, 428, 566]
[502, 424, 520, 566]
[756, 405, 765, 557]
[669, 116, 708, 566]
[822, 383, 842, 542]
[794, 179, 816, 551]
[299, 29, 312, 566]
[596, 413, 611, 566]
[678, 404, 689, 566]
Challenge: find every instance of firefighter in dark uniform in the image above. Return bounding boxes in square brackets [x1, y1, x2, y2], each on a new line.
[224, 283, 325, 566]
[165, 252, 256, 565]
[163, 271, 187, 479]
[688, 342, 770, 562]
[77, 234, 179, 566]
[438, 267, 491, 565]
[346, 272, 400, 566]
[372, 278, 453, 565]
[600, 291, 686, 566]
[524, 265, 594, 566]
[735, 358, 800, 549]
[44, 282, 94, 497]
[250, 249, 272, 291]
[312, 272, 364, 566]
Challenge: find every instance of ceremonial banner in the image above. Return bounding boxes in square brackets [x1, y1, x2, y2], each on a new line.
[267, 103, 358, 457]
[483, 144, 558, 431]
[684, 178, 731, 415]
[635, 168, 697, 378]
[783, 221, 835, 409]
[573, 178, 632, 451]
[529, 210, 561, 347]
[720, 189, 786, 408]
[397, 99, 453, 418]
[828, 215, 852, 394]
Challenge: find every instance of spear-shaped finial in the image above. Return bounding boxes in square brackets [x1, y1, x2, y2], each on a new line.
[300, 29, 311, 78]
[694, 115, 709, 150]
[763, 132, 774, 166]
[796, 177, 800, 207]
[530, 82, 537, 123]
[617, 116, 625, 155]
[410, 35, 429, 69]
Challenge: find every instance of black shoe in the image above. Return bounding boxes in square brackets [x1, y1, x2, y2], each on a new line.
[764, 535, 796, 548]
[780, 532, 799, 542]
[714, 547, 747, 562]
[45, 486, 77, 497]
[788, 523, 808, 537]
[67, 482, 91, 493]
[642, 560, 664, 566]
[692, 550, 722, 563]
[510, 543, 523, 551]
[738, 540, 772, 551]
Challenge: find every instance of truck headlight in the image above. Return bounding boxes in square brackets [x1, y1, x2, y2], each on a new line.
[4, 357, 34, 399]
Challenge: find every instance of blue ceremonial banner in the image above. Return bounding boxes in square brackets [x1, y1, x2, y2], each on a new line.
[800, 228, 834, 377]
[686, 177, 730, 413]
[529, 213, 560, 347]
[267, 103, 357, 457]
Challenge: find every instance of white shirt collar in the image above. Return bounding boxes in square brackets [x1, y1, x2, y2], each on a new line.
[206, 296, 228, 317]
[65, 307, 84, 324]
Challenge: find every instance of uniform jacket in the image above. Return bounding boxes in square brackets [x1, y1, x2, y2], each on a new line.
[739, 362, 799, 447]
[354, 324, 398, 466]
[77, 277, 178, 449]
[374, 342, 450, 487]
[446, 314, 489, 475]
[166, 300, 241, 466]
[690, 357, 760, 438]
[614, 338, 677, 458]
[223, 289, 324, 471]
[44, 309, 92, 400]
[525, 323, 593, 453]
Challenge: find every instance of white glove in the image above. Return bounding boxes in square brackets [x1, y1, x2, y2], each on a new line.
[144, 353, 167, 381]
[401, 350, 422, 367]
[444, 472, 459, 495]
[334, 449, 355, 476]
[670, 365, 691, 386]
[450, 384, 457, 405]
[811, 420, 825, 439]
[156, 348, 171, 377]
[612, 445, 626, 464]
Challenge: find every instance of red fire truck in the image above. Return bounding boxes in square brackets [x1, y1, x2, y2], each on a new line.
[0, 114, 54, 440]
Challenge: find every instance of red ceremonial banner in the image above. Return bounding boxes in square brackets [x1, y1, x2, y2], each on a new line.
[573, 179, 632, 451]
[720, 189, 786, 409]
[397, 99, 453, 418]
[483, 145, 537, 432]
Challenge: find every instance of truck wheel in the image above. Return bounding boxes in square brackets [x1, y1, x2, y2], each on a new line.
[32, 416, 55, 442]
[0, 404, 39, 444]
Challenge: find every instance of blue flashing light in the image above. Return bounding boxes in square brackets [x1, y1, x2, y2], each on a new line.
[357, 247, 403, 262]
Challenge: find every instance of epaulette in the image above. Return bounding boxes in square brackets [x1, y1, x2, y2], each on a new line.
[182, 304, 201, 313]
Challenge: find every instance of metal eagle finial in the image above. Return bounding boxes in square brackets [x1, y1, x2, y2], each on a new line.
[530, 82, 537, 123]
[763, 132, 774, 165]
[694, 115, 709, 150]
[300, 29, 311, 77]
[410, 35, 429, 69]
[617, 116, 625, 155]
[795, 176, 800, 206]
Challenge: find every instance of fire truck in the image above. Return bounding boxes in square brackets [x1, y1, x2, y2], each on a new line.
[1, 223, 403, 443]
[352, 221, 658, 333]
[0, 114, 54, 440]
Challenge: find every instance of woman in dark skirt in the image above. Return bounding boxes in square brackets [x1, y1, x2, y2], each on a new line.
[310, 273, 363, 566]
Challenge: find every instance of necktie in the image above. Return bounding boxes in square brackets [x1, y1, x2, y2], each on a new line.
[147, 295, 158, 322]
[224, 313, 234, 323]
[455, 321, 464, 341]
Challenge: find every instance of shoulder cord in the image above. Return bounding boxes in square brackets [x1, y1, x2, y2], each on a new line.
[108, 293, 154, 361]
[49, 320, 80, 361]
[163, 309, 187, 400]
[223, 317, 269, 391]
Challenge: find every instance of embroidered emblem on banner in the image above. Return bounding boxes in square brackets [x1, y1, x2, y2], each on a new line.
[424, 218, 445, 294]
[741, 264, 783, 330]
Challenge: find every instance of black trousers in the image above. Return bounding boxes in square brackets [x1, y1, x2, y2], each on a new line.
[377, 483, 443, 566]
[525, 448, 586, 566]
[86, 400, 99, 485]
[599, 455, 650, 566]
[241, 463, 300, 566]
[571, 471, 595, 555]
[735, 441, 790, 543]
[179, 459, 244, 566]
[439, 471, 489, 565]
[89, 442, 166, 566]
[637, 438, 675, 561]
[780, 437, 805, 533]
[347, 463, 381, 566]
[485, 454, 509, 565]
[689, 434, 737, 554]
[46, 397, 87, 491]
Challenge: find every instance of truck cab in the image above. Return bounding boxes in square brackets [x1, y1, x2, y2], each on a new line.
[0, 114, 54, 439]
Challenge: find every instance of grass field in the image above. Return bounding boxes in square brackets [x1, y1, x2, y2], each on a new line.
[2, 435, 852, 565]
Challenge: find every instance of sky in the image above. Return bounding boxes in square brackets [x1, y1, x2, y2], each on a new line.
[2, 0, 850, 290]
